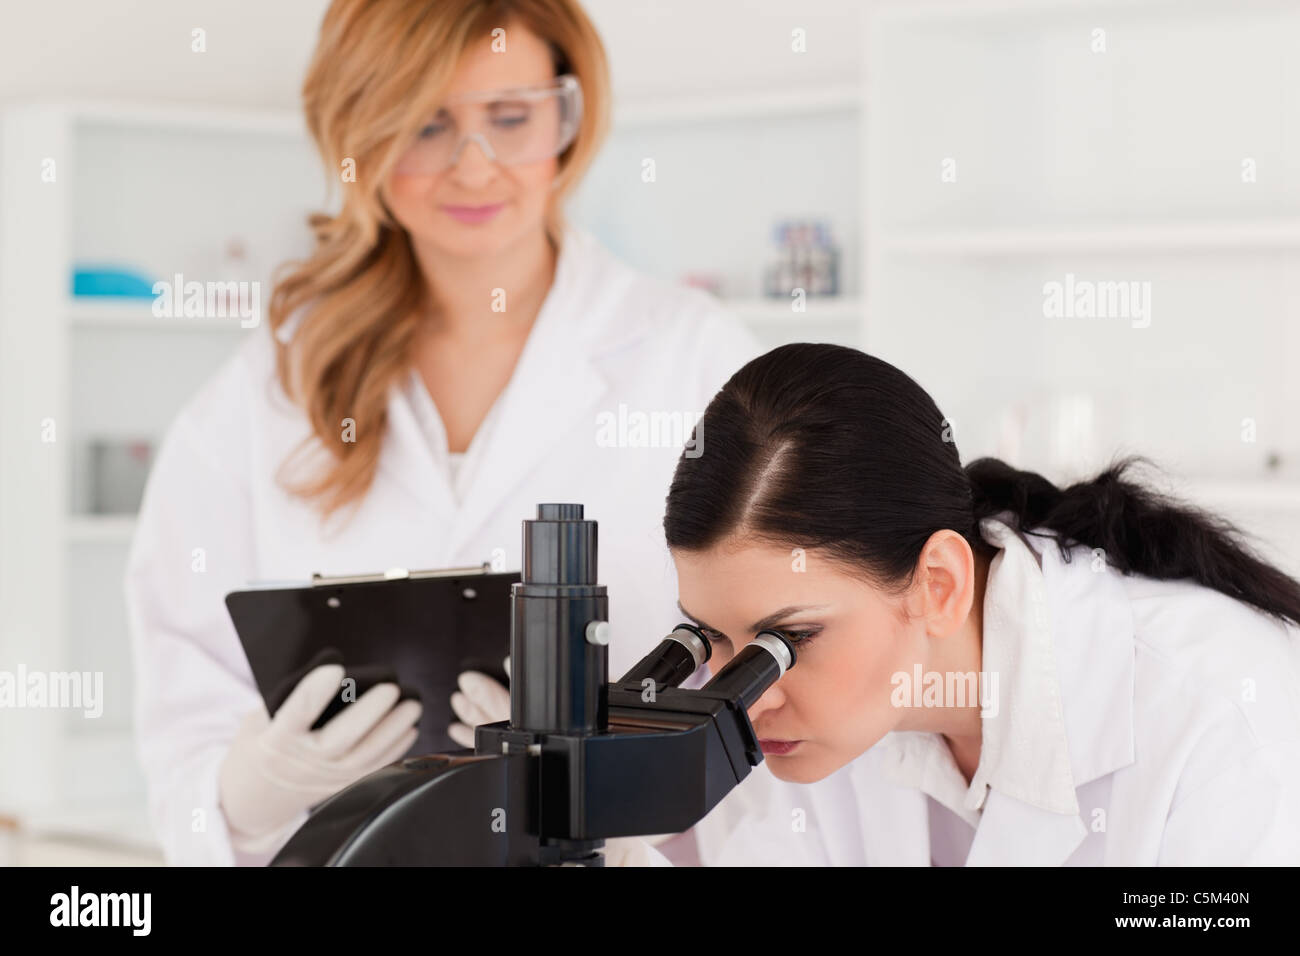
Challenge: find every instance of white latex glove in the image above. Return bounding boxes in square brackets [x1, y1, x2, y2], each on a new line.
[218, 663, 422, 853]
[603, 837, 674, 867]
[448, 656, 511, 749]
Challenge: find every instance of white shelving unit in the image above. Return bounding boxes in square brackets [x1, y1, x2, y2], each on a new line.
[572, 84, 866, 348]
[65, 514, 138, 544]
[68, 297, 252, 331]
[883, 220, 1300, 256]
[865, 0, 1300, 575]
[0, 81, 867, 850]
[0, 101, 320, 852]
[615, 84, 861, 127]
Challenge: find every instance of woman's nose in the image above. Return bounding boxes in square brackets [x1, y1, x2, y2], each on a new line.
[745, 681, 786, 722]
[448, 134, 498, 183]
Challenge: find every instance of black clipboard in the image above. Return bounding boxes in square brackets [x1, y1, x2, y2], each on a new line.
[225, 564, 517, 757]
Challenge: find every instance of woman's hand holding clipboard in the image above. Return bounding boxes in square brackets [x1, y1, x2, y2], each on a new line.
[217, 661, 422, 855]
[448, 656, 511, 748]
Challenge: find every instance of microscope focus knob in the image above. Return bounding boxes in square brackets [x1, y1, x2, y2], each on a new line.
[585, 620, 611, 646]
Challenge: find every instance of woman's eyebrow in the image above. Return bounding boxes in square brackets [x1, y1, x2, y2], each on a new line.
[677, 602, 827, 634]
[677, 602, 714, 632]
[750, 605, 828, 632]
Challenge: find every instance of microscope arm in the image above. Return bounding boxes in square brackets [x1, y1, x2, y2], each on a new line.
[269, 504, 796, 866]
[270, 674, 771, 865]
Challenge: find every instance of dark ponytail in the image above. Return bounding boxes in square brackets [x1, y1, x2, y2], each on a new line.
[966, 455, 1300, 626]
[664, 343, 1300, 628]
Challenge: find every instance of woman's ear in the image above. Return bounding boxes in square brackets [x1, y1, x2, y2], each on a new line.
[913, 530, 976, 638]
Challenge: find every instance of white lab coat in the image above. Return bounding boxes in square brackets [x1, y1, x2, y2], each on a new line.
[693, 516, 1300, 866]
[123, 225, 762, 866]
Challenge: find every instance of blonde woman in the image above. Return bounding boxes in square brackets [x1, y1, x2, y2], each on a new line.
[125, 0, 757, 866]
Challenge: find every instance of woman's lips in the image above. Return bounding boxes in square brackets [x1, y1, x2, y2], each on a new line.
[441, 201, 505, 224]
[758, 739, 802, 756]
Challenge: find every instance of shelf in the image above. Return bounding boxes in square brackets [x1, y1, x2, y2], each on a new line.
[65, 100, 305, 138]
[13, 833, 163, 867]
[69, 298, 252, 332]
[66, 514, 137, 543]
[615, 84, 861, 128]
[18, 799, 160, 858]
[727, 296, 863, 325]
[880, 221, 1300, 257]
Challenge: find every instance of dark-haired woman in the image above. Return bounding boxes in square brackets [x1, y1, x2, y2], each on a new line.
[662, 343, 1300, 866]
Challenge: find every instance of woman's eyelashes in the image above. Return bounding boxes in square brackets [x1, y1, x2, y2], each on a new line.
[419, 119, 450, 138]
[418, 104, 531, 138]
[776, 627, 821, 647]
[703, 627, 821, 648]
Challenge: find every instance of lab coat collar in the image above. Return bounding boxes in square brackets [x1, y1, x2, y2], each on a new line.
[377, 369, 457, 526]
[966, 516, 1081, 817]
[865, 515, 1135, 865]
[431, 224, 611, 547]
[1023, 522, 1137, 790]
[271, 225, 621, 551]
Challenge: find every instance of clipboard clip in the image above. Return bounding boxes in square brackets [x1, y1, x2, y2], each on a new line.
[310, 562, 496, 587]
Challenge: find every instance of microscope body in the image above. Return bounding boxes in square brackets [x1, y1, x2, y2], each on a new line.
[271, 504, 792, 866]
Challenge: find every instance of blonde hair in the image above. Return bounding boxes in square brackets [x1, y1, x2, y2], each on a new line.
[267, 0, 610, 526]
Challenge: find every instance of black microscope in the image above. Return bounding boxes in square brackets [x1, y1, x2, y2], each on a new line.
[271, 503, 796, 866]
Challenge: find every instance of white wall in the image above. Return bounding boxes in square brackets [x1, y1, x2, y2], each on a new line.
[0, 0, 863, 109]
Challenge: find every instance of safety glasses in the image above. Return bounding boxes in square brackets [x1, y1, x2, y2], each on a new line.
[394, 73, 583, 175]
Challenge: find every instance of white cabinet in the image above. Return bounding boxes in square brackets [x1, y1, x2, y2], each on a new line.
[571, 84, 867, 351]
[866, 0, 1300, 574]
[0, 103, 322, 844]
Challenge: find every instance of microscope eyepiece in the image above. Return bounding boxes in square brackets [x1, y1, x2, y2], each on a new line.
[753, 628, 796, 671]
[699, 628, 797, 711]
[617, 622, 712, 688]
[669, 623, 713, 667]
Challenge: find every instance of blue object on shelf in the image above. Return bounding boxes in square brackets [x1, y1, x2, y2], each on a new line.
[71, 267, 158, 298]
